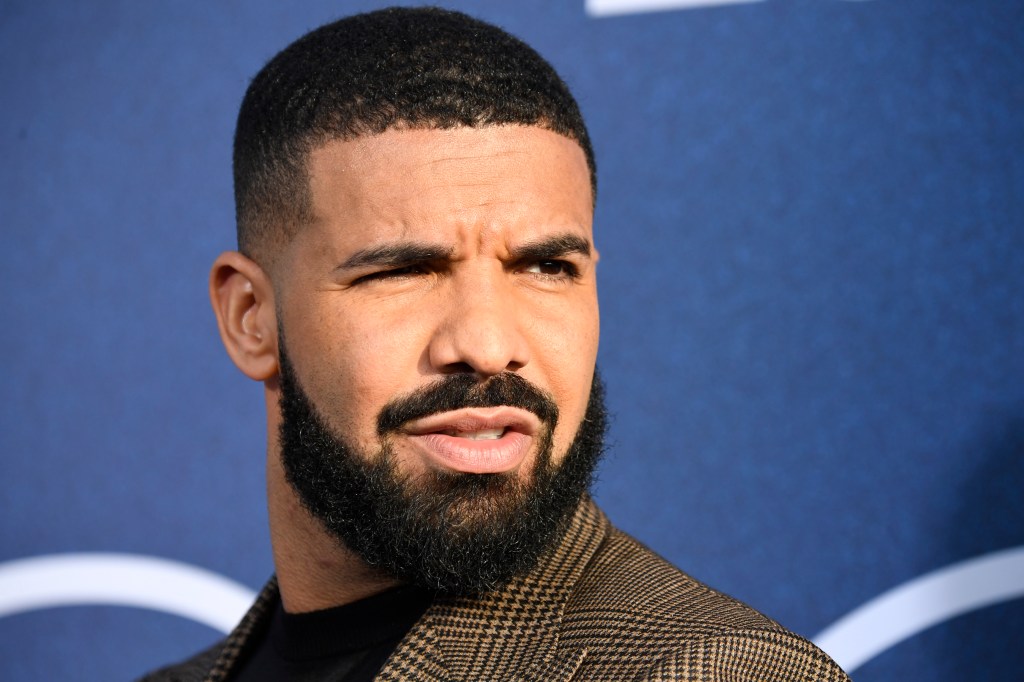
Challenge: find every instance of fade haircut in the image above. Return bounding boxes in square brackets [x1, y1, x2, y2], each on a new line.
[233, 6, 596, 263]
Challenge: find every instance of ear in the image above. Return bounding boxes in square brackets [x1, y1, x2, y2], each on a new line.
[209, 251, 279, 381]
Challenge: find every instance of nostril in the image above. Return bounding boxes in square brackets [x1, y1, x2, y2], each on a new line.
[440, 361, 477, 375]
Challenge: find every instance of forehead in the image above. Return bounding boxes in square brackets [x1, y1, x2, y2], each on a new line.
[302, 125, 593, 253]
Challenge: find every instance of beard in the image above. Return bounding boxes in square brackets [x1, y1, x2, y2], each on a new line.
[277, 338, 607, 595]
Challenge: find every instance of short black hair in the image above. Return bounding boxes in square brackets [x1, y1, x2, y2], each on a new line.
[234, 6, 596, 262]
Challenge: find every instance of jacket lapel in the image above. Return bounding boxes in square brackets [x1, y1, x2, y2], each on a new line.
[376, 497, 609, 682]
[203, 577, 279, 682]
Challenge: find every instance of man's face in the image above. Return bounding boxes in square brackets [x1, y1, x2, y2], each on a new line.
[271, 126, 601, 591]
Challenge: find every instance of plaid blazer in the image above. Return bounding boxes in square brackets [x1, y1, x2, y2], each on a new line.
[143, 498, 850, 681]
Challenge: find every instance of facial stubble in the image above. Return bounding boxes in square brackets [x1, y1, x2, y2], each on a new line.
[277, 337, 607, 595]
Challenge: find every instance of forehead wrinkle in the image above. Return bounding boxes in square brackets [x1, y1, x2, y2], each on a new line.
[419, 150, 532, 194]
[426, 148, 529, 166]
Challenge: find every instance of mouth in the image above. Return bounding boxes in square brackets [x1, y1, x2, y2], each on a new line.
[439, 427, 507, 440]
[401, 407, 541, 474]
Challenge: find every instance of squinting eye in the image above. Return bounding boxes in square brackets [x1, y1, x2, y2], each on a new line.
[353, 265, 424, 284]
[380, 265, 419, 277]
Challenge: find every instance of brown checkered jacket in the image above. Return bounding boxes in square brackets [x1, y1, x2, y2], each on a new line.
[143, 499, 850, 681]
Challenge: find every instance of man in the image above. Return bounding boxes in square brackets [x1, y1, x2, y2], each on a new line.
[145, 7, 849, 681]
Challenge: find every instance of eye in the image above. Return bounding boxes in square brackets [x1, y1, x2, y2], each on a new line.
[523, 260, 579, 278]
[352, 264, 427, 284]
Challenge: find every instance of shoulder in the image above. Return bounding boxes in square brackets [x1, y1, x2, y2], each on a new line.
[562, 525, 850, 681]
[568, 526, 780, 633]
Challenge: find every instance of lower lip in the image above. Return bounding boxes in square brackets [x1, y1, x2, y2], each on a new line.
[406, 431, 532, 474]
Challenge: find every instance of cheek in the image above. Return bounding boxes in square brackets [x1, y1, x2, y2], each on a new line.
[287, 305, 430, 443]
[530, 298, 600, 457]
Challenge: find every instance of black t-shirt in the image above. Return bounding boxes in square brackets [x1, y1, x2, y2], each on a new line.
[233, 585, 433, 681]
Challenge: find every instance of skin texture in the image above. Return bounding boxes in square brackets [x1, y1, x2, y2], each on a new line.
[210, 125, 599, 612]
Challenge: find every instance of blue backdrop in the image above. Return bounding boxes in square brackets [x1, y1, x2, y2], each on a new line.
[2, 1, 1022, 679]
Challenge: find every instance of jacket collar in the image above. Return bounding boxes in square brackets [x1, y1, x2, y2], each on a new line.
[208, 497, 610, 682]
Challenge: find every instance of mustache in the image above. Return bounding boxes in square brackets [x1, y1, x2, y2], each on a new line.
[376, 372, 559, 435]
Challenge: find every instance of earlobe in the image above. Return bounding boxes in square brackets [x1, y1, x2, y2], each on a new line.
[209, 251, 279, 381]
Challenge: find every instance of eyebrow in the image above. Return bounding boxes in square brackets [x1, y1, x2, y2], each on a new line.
[335, 232, 592, 272]
[336, 242, 454, 271]
[509, 233, 593, 262]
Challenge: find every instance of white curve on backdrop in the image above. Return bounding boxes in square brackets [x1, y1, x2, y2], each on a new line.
[813, 545, 1024, 673]
[0, 553, 255, 634]
[585, 0, 875, 16]
[586, 0, 765, 16]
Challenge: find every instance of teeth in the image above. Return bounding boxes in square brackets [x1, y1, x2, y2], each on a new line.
[445, 428, 506, 440]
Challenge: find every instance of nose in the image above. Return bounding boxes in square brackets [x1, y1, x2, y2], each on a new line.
[427, 264, 530, 377]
